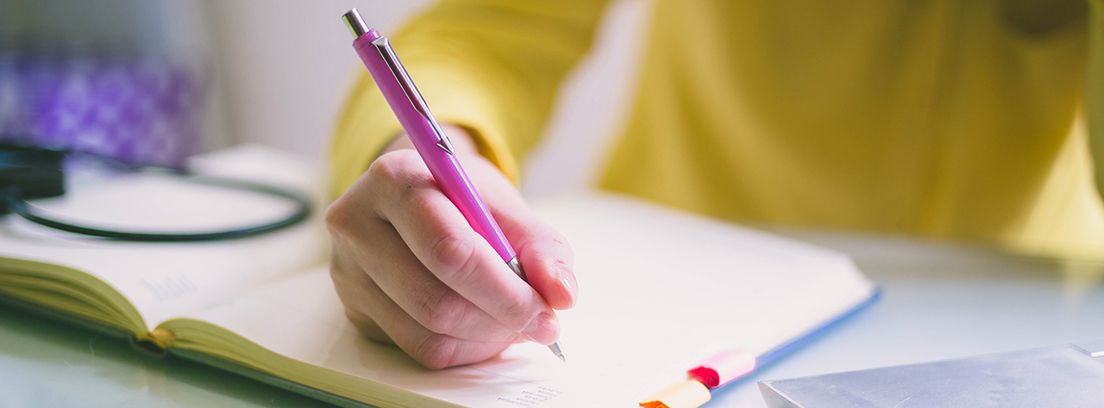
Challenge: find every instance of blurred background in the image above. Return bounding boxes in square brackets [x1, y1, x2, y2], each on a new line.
[0, 0, 650, 197]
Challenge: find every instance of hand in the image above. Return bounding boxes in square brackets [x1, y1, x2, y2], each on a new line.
[326, 126, 577, 369]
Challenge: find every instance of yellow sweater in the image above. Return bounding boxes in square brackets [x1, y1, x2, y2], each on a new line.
[333, 0, 1104, 259]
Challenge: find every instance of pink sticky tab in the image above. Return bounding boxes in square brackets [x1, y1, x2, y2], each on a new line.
[687, 366, 720, 388]
[688, 349, 756, 388]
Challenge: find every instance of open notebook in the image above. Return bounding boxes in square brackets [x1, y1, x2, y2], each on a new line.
[0, 146, 878, 407]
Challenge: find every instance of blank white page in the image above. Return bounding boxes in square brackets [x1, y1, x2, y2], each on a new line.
[188, 193, 876, 407]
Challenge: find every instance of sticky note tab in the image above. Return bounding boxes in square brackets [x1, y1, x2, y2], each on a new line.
[688, 349, 756, 388]
[639, 379, 711, 408]
[686, 366, 720, 388]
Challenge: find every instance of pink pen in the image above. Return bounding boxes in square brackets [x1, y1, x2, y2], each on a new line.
[341, 8, 564, 361]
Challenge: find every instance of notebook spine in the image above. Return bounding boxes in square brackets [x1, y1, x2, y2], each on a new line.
[129, 327, 175, 358]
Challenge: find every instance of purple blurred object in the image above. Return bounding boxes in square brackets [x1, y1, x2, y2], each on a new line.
[0, 50, 207, 167]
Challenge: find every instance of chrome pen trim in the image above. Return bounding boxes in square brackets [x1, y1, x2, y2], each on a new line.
[371, 38, 454, 154]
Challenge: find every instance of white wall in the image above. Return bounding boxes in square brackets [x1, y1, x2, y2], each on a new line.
[204, 0, 433, 163]
[206, 0, 651, 197]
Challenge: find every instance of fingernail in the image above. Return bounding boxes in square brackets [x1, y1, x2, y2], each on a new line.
[522, 312, 558, 344]
[560, 275, 575, 299]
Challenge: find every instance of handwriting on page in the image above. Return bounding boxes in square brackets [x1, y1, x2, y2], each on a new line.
[141, 275, 198, 302]
[495, 385, 565, 407]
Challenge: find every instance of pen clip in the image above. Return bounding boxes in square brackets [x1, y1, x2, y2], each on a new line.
[372, 38, 455, 155]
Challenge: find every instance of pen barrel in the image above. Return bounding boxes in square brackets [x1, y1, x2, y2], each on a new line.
[352, 34, 518, 264]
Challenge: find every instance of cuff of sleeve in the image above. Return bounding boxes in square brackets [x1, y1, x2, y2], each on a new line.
[417, 65, 522, 184]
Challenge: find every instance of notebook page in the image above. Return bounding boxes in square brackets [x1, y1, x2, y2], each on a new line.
[0, 146, 327, 330]
[184, 193, 876, 407]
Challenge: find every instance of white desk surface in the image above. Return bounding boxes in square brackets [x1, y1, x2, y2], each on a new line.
[2, 229, 1102, 407]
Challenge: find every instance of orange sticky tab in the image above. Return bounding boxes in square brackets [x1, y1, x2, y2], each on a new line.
[639, 380, 711, 408]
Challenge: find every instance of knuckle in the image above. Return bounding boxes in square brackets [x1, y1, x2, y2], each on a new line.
[367, 151, 434, 208]
[421, 293, 466, 335]
[428, 233, 479, 281]
[412, 334, 458, 369]
[367, 150, 420, 186]
[323, 197, 353, 237]
[499, 293, 538, 331]
[366, 152, 402, 183]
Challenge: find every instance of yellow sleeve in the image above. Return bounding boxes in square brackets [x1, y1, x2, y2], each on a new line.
[1089, 0, 1104, 198]
[330, 0, 611, 197]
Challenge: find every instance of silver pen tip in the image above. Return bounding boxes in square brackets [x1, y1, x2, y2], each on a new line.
[549, 342, 565, 362]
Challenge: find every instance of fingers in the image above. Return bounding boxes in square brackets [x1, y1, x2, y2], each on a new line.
[332, 262, 516, 369]
[326, 147, 577, 369]
[368, 152, 559, 344]
[474, 169, 577, 310]
[341, 215, 520, 343]
[492, 209, 577, 310]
